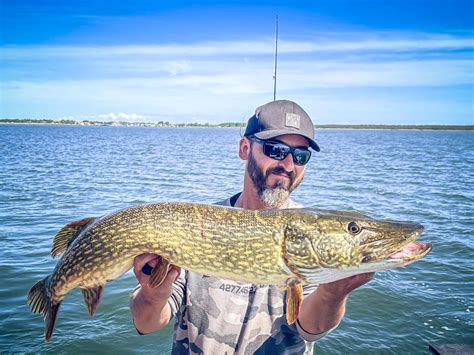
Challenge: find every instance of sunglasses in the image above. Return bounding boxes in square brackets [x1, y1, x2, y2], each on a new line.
[248, 136, 312, 166]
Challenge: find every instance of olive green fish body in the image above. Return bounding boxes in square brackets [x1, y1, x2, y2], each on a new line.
[49, 203, 292, 302]
[28, 202, 431, 342]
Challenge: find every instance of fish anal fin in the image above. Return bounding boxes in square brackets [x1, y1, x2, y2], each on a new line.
[149, 257, 171, 288]
[286, 282, 303, 325]
[51, 217, 96, 258]
[81, 285, 104, 316]
[27, 276, 62, 342]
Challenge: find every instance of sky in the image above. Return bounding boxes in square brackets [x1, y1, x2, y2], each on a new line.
[1, 0, 473, 125]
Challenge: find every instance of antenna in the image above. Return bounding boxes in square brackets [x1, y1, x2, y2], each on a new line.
[273, 14, 278, 101]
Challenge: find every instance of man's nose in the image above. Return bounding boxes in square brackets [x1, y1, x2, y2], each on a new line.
[278, 153, 295, 171]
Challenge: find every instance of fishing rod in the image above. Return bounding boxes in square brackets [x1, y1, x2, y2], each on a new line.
[273, 14, 278, 101]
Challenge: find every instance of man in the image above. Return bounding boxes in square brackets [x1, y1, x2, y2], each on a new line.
[130, 100, 373, 354]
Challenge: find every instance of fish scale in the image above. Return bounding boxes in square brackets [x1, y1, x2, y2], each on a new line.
[27, 202, 431, 342]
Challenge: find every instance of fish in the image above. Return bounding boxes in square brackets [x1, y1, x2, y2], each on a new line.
[27, 202, 431, 342]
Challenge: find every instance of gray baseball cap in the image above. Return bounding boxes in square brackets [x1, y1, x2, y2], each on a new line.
[244, 99, 320, 151]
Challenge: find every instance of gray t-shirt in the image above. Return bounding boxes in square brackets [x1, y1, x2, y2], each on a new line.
[167, 195, 334, 354]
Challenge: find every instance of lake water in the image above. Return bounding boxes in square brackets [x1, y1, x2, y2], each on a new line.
[0, 125, 472, 354]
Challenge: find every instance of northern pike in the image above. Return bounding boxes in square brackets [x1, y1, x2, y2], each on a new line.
[28, 203, 431, 342]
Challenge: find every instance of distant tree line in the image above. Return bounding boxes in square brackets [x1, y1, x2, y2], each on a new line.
[0, 118, 472, 130]
[314, 124, 474, 130]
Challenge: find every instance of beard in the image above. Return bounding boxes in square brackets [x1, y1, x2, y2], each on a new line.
[247, 149, 302, 208]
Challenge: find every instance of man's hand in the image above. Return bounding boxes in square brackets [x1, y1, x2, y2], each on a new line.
[298, 272, 374, 335]
[130, 253, 181, 334]
[133, 253, 181, 301]
[318, 272, 374, 300]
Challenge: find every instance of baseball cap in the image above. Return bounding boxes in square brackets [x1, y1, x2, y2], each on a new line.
[244, 99, 320, 152]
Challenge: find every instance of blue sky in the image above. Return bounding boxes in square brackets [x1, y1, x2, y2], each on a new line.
[1, 0, 473, 124]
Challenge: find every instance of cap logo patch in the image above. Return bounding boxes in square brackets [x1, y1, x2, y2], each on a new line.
[285, 113, 300, 129]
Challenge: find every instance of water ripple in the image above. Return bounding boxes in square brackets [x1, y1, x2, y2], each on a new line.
[0, 126, 472, 354]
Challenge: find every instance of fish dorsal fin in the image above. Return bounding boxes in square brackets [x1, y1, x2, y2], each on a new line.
[286, 281, 303, 325]
[51, 217, 96, 258]
[149, 257, 172, 288]
[80, 285, 104, 316]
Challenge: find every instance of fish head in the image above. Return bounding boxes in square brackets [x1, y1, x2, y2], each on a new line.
[282, 209, 431, 284]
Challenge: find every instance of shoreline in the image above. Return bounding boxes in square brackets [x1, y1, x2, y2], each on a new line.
[1, 121, 473, 131]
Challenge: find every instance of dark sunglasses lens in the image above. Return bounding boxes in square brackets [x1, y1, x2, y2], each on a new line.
[264, 142, 290, 160]
[293, 149, 311, 165]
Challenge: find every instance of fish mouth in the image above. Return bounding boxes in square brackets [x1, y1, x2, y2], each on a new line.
[360, 224, 431, 267]
[386, 241, 432, 263]
[362, 241, 432, 267]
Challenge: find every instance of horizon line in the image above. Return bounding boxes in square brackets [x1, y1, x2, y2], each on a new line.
[1, 118, 473, 130]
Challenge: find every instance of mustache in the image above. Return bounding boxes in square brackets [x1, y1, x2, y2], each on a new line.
[266, 166, 295, 183]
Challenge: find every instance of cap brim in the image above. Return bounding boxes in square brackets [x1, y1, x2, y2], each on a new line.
[254, 129, 320, 152]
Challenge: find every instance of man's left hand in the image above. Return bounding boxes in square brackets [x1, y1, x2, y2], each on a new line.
[298, 272, 374, 335]
[318, 272, 374, 301]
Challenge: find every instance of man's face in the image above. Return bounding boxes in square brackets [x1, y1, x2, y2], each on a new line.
[246, 134, 309, 208]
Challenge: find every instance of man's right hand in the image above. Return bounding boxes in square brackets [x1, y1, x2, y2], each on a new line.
[133, 253, 181, 301]
[130, 253, 181, 333]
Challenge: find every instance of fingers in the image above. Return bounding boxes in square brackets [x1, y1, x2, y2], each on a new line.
[134, 253, 160, 271]
[319, 272, 375, 297]
[345, 272, 374, 287]
[356, 272, 374, 283]
[347, 272, 374, 291]
[133, 253, 161, 283]
[133, 254, 181, 293]
[365, 272, 375, 280]
[362, 272, 375, 284]
[159, 266, 181, 287]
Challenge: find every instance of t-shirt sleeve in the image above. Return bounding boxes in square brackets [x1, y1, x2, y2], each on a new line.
[296, 318, 338, 342]
[168, 269, 186, 317]
[302, 283, 318, 296]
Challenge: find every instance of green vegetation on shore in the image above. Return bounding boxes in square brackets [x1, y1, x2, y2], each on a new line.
[0, 118, 472, 131]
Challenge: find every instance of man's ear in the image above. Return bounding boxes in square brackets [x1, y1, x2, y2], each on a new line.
[239, 137, 250, 160]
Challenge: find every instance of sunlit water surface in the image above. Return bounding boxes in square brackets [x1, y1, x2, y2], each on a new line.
[0, 125, 472, 354]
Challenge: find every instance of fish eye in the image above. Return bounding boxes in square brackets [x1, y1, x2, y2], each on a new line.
[347, 222, 361, 235]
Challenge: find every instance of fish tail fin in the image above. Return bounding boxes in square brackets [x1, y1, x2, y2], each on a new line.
[44, 303, 61, 343]
[27, 276, 61, 342]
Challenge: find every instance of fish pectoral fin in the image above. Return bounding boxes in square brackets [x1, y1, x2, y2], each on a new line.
[286, 282, 303, 325]
[81, 285, 104, 316]
[149, 257, 172, 288]
[51, 217, 97, 258]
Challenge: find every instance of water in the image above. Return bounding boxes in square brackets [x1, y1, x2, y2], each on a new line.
[0, 125, 472, 354]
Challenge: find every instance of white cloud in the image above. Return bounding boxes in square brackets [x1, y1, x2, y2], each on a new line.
[96, 112, 146, 120]
[277, 59, 474, 88]
[1, 33, 472, 60]
[165, 60, 191, 76]
[1, 31, 472, 124]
